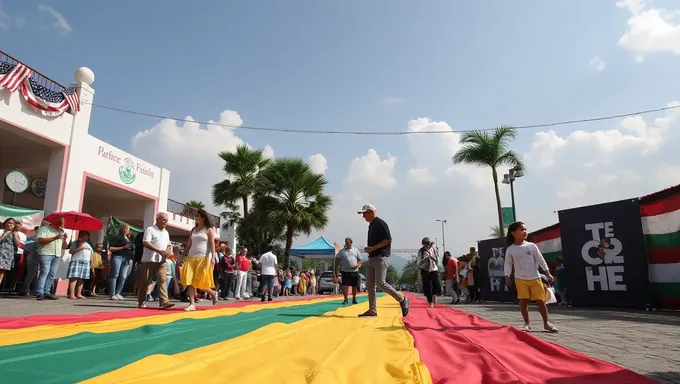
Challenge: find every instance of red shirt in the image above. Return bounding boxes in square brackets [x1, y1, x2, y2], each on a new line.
[237, 256, 251, 272]
[446, 259, 459, 280]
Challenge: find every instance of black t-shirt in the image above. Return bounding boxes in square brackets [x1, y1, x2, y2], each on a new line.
[109, 234, 134, 258]
[133, 232, 144, 263]
[367, 217, 392, 258]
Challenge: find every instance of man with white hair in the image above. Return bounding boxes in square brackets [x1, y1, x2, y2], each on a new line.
[137, 212, 174, 309]
[357, 204, 410, 317]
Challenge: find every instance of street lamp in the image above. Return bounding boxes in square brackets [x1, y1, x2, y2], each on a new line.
[502, 165, 524, 223]
[436, 219, 447, 253]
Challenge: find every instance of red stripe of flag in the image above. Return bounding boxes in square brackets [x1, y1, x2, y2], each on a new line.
[62, 88, 80, 113]
[0, 63, 33, 92]
[641, 193, 680, 217]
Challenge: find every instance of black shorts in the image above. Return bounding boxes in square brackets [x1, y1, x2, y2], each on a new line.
[341, 271, 359, 287]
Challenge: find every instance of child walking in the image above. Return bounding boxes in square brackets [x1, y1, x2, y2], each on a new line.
[504, 221, 558, 333]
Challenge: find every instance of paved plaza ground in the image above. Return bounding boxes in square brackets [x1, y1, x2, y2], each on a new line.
[1, 293, 679, 383]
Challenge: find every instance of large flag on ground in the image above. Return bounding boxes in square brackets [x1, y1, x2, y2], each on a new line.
[0, 294, 654, 383]
[640, 186, 680, 309]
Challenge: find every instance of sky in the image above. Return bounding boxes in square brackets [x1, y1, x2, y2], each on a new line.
[3, 0, 680, 257]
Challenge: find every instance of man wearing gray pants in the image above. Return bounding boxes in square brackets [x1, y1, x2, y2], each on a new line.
[357, 204, 410, 318]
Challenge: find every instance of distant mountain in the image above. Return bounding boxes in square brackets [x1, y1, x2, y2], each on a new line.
[389, 253, 413, 274]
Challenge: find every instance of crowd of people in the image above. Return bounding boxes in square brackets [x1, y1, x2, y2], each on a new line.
[0, 210, 324, 308]
[2, 202, 558, 331]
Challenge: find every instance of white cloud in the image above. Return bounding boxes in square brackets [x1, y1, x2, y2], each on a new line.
[131, 110, 269, 212]
[556, 179, 588, 200]
[308, 153, 328, 175]
[617, 0, 680, 56]
[588, 56, 606, 71]
[262, 144, 275, 159]
[37, 5, 72, 35]
[407, 168, 436, 184]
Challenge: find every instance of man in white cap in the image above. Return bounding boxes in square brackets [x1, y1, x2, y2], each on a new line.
[357, 204, 409, 317]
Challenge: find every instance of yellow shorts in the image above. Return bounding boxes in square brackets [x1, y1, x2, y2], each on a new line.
[515, 278, 546, 302]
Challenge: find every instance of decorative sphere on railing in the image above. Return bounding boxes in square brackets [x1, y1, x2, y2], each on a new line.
[74, 67, 95, 85]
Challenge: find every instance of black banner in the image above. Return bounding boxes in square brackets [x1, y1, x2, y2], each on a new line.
[558, 199, 651, 308]
[478, 237, 516, 302]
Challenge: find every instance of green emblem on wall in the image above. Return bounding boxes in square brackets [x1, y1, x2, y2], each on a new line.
[119, 158, 137, 184]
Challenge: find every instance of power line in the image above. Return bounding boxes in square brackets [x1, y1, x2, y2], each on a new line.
[85, 102, 680, 136]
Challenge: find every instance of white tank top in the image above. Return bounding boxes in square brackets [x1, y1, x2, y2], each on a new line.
[187, 227, 210, 257]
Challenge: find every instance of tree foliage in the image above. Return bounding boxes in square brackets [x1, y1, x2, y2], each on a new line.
[185, 200, 205, 209]
[213, 148, 332, 267]
[398, 254, 420, 285]
[386, 265, 399, 285]
[452, 126, 523, 237]
[489, 225, 504, 238]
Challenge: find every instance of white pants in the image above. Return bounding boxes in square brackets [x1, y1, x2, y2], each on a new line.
[235, 270, 248, 298]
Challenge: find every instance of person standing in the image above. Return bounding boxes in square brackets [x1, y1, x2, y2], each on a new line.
[137, 213, 175, 309]
[180, 209, 218, 311]
[335, 237, 363, 305]
[0, 218, 18, 295]
[89, 243, 104, 297]
[220, 244, 236, 299]
[504, 221, 558, 333]
[66, 231, 93, 300]
[10, 220, 27, 291]
[418, 237, 441, 308]
[36, 216, 68, 300]
[356, 204, 409, 317]
[108, 225, 134, 300]
[443, 251, 460, 304]
[234, 248, 250, 300]
[258, 245, 277, 302]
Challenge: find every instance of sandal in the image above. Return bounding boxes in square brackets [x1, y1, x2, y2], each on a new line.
[544, 322, 559, 333]
[521, 323, 532, 332]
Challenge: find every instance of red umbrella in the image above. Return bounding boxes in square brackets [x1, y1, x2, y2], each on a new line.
[44, 211, 103, 231]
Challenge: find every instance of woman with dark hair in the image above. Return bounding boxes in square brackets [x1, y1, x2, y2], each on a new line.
[108, 224, 134, 300]
[180, 209, 218, 311]
[0, 218, 19, 294]
[67, 231, 93, 299]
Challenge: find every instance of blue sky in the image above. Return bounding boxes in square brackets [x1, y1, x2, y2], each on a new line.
[3, 0, 680, 254]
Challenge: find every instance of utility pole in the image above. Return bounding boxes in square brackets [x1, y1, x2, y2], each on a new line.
[436, 219, 447, 253]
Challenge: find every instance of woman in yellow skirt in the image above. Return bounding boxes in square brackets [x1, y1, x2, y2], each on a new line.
[180, 209, 218, 311]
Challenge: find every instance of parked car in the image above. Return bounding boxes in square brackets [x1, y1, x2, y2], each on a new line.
[317, 271, 335, 294]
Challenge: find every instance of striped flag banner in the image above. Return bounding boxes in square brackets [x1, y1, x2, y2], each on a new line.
[532, 223, 562, 266]
[641, 190, 680, 309]
[0, 62, 32, 92]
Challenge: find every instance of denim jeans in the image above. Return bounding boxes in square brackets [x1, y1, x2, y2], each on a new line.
[109, 255, 131, 296]
[260, 275, 276, 298]
[36, 255, 60, 297]
[220, 273, 235, 298]
[21, 253, 39, 295]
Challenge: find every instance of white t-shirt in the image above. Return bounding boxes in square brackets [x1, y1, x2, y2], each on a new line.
[259, 251, 277, 276]
[141, 225, 171, 263]
[504, 241, 549, 281]
[16, 232, 26, 255]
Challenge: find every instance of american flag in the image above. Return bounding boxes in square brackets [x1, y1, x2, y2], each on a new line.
[0, 62, 33, 93]
[20, 77, 70, 115]
[61, 87, 80, 114]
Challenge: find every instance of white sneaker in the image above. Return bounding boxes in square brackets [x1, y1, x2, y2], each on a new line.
[116, 294, 125, 300]
[110, 296, 116, 300]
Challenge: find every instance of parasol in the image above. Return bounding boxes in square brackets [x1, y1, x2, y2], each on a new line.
[44, 211, 103, 231]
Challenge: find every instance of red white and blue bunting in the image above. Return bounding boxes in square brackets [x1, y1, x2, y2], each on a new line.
[0, 61, 80, 117]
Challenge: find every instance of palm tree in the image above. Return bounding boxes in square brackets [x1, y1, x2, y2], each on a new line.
[185, 200, 205, 209]
[453, 126, 524, 237]
[212, 145, 271, 221]
[259, 158, 332, 267]
[220, 201, 241, 230]
[489, 225, 504, 238]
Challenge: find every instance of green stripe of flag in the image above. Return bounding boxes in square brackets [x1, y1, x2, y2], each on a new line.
[646, 231, 680, 250]
[0, 296, 371, 383]
[652, 282, 680, 298]
[543, 251, 562, 262]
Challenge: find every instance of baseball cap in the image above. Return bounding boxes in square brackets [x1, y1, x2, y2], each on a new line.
[357, 204, 376, 214]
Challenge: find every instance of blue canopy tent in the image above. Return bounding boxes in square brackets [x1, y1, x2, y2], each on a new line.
[290, 236, 339, 259]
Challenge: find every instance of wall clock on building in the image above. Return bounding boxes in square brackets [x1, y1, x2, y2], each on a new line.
[5, 170, 29, 194]
[30, 177, 47, 198]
